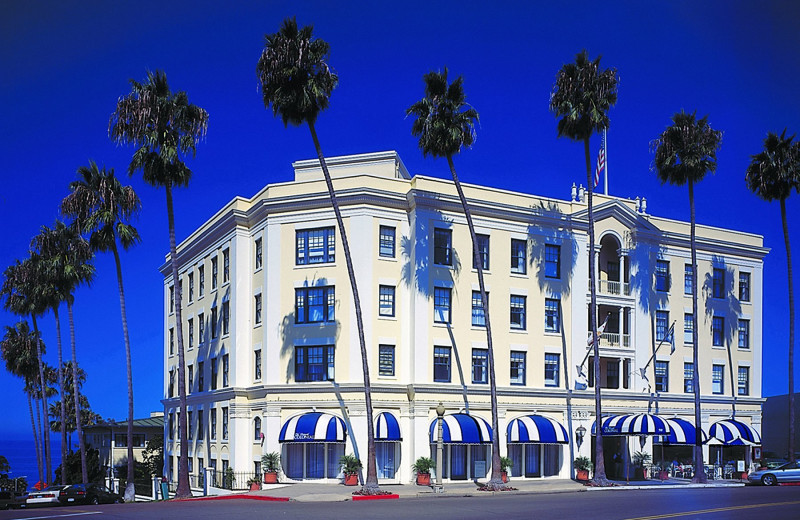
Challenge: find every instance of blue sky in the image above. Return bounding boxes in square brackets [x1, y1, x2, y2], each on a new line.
[1, 0, 798, 437]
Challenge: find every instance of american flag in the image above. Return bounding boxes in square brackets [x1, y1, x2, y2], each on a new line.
[594, 134, 606, 187]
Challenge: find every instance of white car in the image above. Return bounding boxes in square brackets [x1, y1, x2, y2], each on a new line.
[26, 485, 67, 507]
[748, 461, 800, 486]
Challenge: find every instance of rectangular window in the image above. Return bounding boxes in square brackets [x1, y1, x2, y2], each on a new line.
[544, 353, 560, 387]
[379, 345, 395, 376]
[712, 316, 724, 346]
[198, 313, 204, 343]
[510, 295, 526, 330]
[433, 347, 451, 382]
[655, 361, 668, 392]
[684, 362, 694, 393]
[655, 310, 669, 341]
[222, 407, 229, 440]
[254, 294, 262, 325]
[606, 361, 619, 389]
[198, 361, 204, 392]
[296, 227, 335, 265]
[223, 249, 230, 283]
[511, 239, 527, 274]
[210, 409, 217, 440]
[473, 234, 490, 270]
[712, 364, 724, 394]
[684, 313, 694, 344]
[222, 301, 230, 335]
[169, 328, 174, 356]
[211, 307, 218, 339]
[168, 413, 174, 440]
[655, 260, 670, 292]
[211, 358, 218, 390]
[738, 366, 750, 396]
[379, 226, 395, 258]
[211, 257, 218, 290]
[713, 268, 725, 298]
[433, 228, 452, 266]
[545, 244, 561, 279]
[188, 273, 194, 302]
[222, 354, 229, 388]
[739, 272, 751, 302]
[471, 291, 487, 327]
[434, 287, 452, 323]
[254, 349, 262, 380]
[188, 364, 193, 394]
[255, 238, 262, 269]
[684, 264, 693, 295]
[472, 349, 488, 384]
[295, 286, 336, 323]
[199, 266, 204, 297]
[168, 369, 174, 398]
[169, 286, 174, 313]
[198, 412, 204, 440]
[379, 285, 395, 317]
[188, 318, 194, 349]
[294, 345, 335, 382]
[544, 298, 560, 333]
[188, 411, 193, 440]
[510, 351, 526, 386]
[738, 319, 750, 349]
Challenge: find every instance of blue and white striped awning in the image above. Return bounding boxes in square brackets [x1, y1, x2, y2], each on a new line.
[429, 413, 492, 444]
[708, 419, 761, 446]
[279, 412, 347, 443]
[506, 415, 569, 444]
[375, 412, 401, 441]
[655, 418, 707, 445]
[592, 414, 671, 436]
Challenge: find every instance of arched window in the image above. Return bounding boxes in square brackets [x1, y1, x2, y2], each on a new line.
[254, 417, 262, 441]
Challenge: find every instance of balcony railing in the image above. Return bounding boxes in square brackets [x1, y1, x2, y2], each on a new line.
[593, 279, 631, 296]
[595, 332, 631, 348]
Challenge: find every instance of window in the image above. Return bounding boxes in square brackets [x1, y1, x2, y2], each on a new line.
[712, 365, 724, 394]
[223, 249, 230, 283]
[738, 367, 750, 396]
[684, 362, 694, 393]
[655, 361, 668, 392]
[222, 354, 229, 388]
[255, 238, 262, 270]
[169, 328, 174, 356]
[222, 407, 229, 440]
[379, 285, 395, 317]
[198, 313, 205, 343]
[188, 411, 193, 440]
[545, 244, 560, 279]
[211, 358, 218, 390]
[168, 369, 174, 398]
[296, 227, 335, 265]
[198, 361, 204, 392]
[434, 287, 452, 323]
[254, 349, 262, 380]
[211, 307, 218, 339]
[738, 319, 750, 349]
[188, 364, 193, 394]
[254, 294, 262, 325]
[197, 412, 204, 440]
[684, 313, 694, 344]
[379, 226, 395, 258]
[433, 347, 451, 382]
[739, 272, 751, 302]
[169, 286, 174, 313]
[655, 260, 670, 292]
[510, 295, 526, 330]
[433, 228, 452, 266]
[188, 318, 194, 349]
[606, 361, 619, 389]
[544, 298, 560, 333]
[254, 417, 262, 441]
[295, 345, 335, 382]
[211, 257, 218, 290]
[188, 273, 194, 302]
[544, 353, 559, 387]
[472, 291, 487, 327]
[222, 301, 230, 335]
[473, 234, 490, 270]
[655, 311, 669, 341]
[210, 409, 217, 440]
[169, 412, 174, 440]
[379, 345, 395, 376]
[713, 268, 725, 298]
[684, 264, 693, 295]
[295, 286, 336, 323]
[472, 349, 488, 384]
[199, 266, 205, 297]
[511, 239, 527, 274]
[712, 316, 724, 346]
[510, 351, 526, 385]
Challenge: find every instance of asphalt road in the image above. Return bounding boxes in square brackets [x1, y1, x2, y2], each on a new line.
[3, 486, 800, 520]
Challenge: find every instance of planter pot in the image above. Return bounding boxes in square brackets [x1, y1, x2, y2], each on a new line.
[264, 472, 278, 484]
[576, 469, 589, 481]
[344, 473, 359, 486]
[249, 482, 262, 491]
[502, 471, 508, 483]
[416, 473, 431, 486]
[659, 470, 669, 480]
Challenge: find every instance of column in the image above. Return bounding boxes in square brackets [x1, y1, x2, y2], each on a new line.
[617, 358, 623, 389]
[618, 306, 624, 345]
[621, 252, 628, 294]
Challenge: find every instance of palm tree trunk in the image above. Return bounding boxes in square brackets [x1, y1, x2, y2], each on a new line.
[585, 138, 607, 485]
[67, 300, 88, 483]
[308, 121, 379, 493]
[689, 179, 707, 483]
[112, 243, 136, 500]
[28, 391, 43, 484]
[53, 306, 68, 485]
[781, 198, 795, 463]
[167, 184, 191, 498]
[34, 393, 44, 483]
[31, 314, 52, 485]
[446, 155, 503, 488]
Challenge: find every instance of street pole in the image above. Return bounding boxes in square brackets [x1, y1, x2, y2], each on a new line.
[435, 402, 445, 493]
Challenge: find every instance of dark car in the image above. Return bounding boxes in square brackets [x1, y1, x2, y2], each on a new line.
[0, 491, 27, 510]
[57, 483, 123, 505]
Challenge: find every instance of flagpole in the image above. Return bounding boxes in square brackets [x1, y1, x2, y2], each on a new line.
[603, 127, 608, 195]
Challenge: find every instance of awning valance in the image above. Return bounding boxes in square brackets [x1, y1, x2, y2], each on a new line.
[279, 412, 346, 443]
[375, 412, 401, 441]
[506, 415, 569, 444]
[592, 414, 670, 436]
[655, 418, 707, 445]
[708, 419, 761, 446]
[429, 413, 492, 444]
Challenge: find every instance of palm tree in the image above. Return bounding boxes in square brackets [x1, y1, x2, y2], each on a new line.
[745, 129, 800, 462]
[406, 68, 506, 488]
[550, 50, 618, 486]
[48, 361, 102, 447]
[256, 18, 379, 493]
[652, 110, 722, 483]
[62, 161, 141, 498]
[110, 70, 208, 498]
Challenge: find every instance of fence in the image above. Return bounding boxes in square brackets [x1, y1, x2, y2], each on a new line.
[207, 470, 262, 491]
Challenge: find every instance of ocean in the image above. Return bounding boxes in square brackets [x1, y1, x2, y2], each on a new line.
[1, 437, 63, 491]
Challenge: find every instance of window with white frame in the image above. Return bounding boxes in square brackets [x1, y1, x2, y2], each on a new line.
[433, 228, 452, 266]
[684, 362, 694, 393]
[254, 417, 262, 441]
[510, 351, 526, 385]
[210, 408, 217, 440]
[222, 407, 229, 440]
[379, 345, 394, 376]
[379, 226, 395, 258]
[222, 354, 229, 388]
[655, 311, 669, 341]
[655, 260, 670, 292]
[169, 328, 174, 355]
[198, 411, 204, 440]
[433, 347, 451, 382]
[713, 268, 725, 298]
[545, 244, 560, 279]
[198, 361, 204, 392]
[684, 264, 693, 295]
[188, 318, 194, 349]
[434, 287, 452, 323]
[188, 411, 193, 440]
[222, 301, 230, 335]
[655, 361, 668, 392]
[472, 348, 488, 384]
[511, 239, 526, 274]
[295, 345, 335, 382]
[712, 364, 724, 394]
[738, 366, 750, 396]
[198, 313, 204, 343]
[211, 257, 218, 290]
[295, 286, 335, 323]
[379, 285, 395, 317]
[255, 238, 262, 270]
[255, 294, 262, 324]
[296, 227, 335, 265]
[169, 286, 174, 314]
[254, 349, 262, 380]
[738, 319, 750, 349]
[684, 313, 694, 344]
[510, 295, 526, 330]
[188, 364, 193, 394]
[471, 291, 486, 327]
[223, 248, 230, 283]
[211, 307, 218, 338]
[211, 358, 218, 390]
[544, 353, 559, 387]
[739, 272, 751, 302]
[199, 265, 205, 297]
[188, 273, 194, 302]
[544, 298, 560, 333]
[473, 234, 490, 270]
[712, 316, 724, 346]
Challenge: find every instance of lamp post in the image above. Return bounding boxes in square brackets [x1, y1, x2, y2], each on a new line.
[435, 402, 445, 493]
[576, 425, 586, 450]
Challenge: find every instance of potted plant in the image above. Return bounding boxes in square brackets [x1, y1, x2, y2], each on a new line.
[262, 452, 280, 484]
[339, 454, 362, 486]
[412, 456, 434, 486]
[574, 456, 593, 481]
[247, 475, 262, 491]
[500, 456, 513, 483]
[632, 451, 651, 480]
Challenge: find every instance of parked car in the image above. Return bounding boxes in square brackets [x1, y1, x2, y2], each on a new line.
[748, 461, 800, 486]
[0, 490, 27, 510]
[26, 485, 67, 507]
[57, 483, 123, 505]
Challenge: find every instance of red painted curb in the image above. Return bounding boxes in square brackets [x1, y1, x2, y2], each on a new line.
[351, 494, 400, 501]
[175, 494, 290, 502]
[779, 483, 800, 486]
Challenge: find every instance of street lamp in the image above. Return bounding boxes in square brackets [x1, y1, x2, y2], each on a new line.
[435, 402, 445, 493]
[575, 425, 586, 449]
